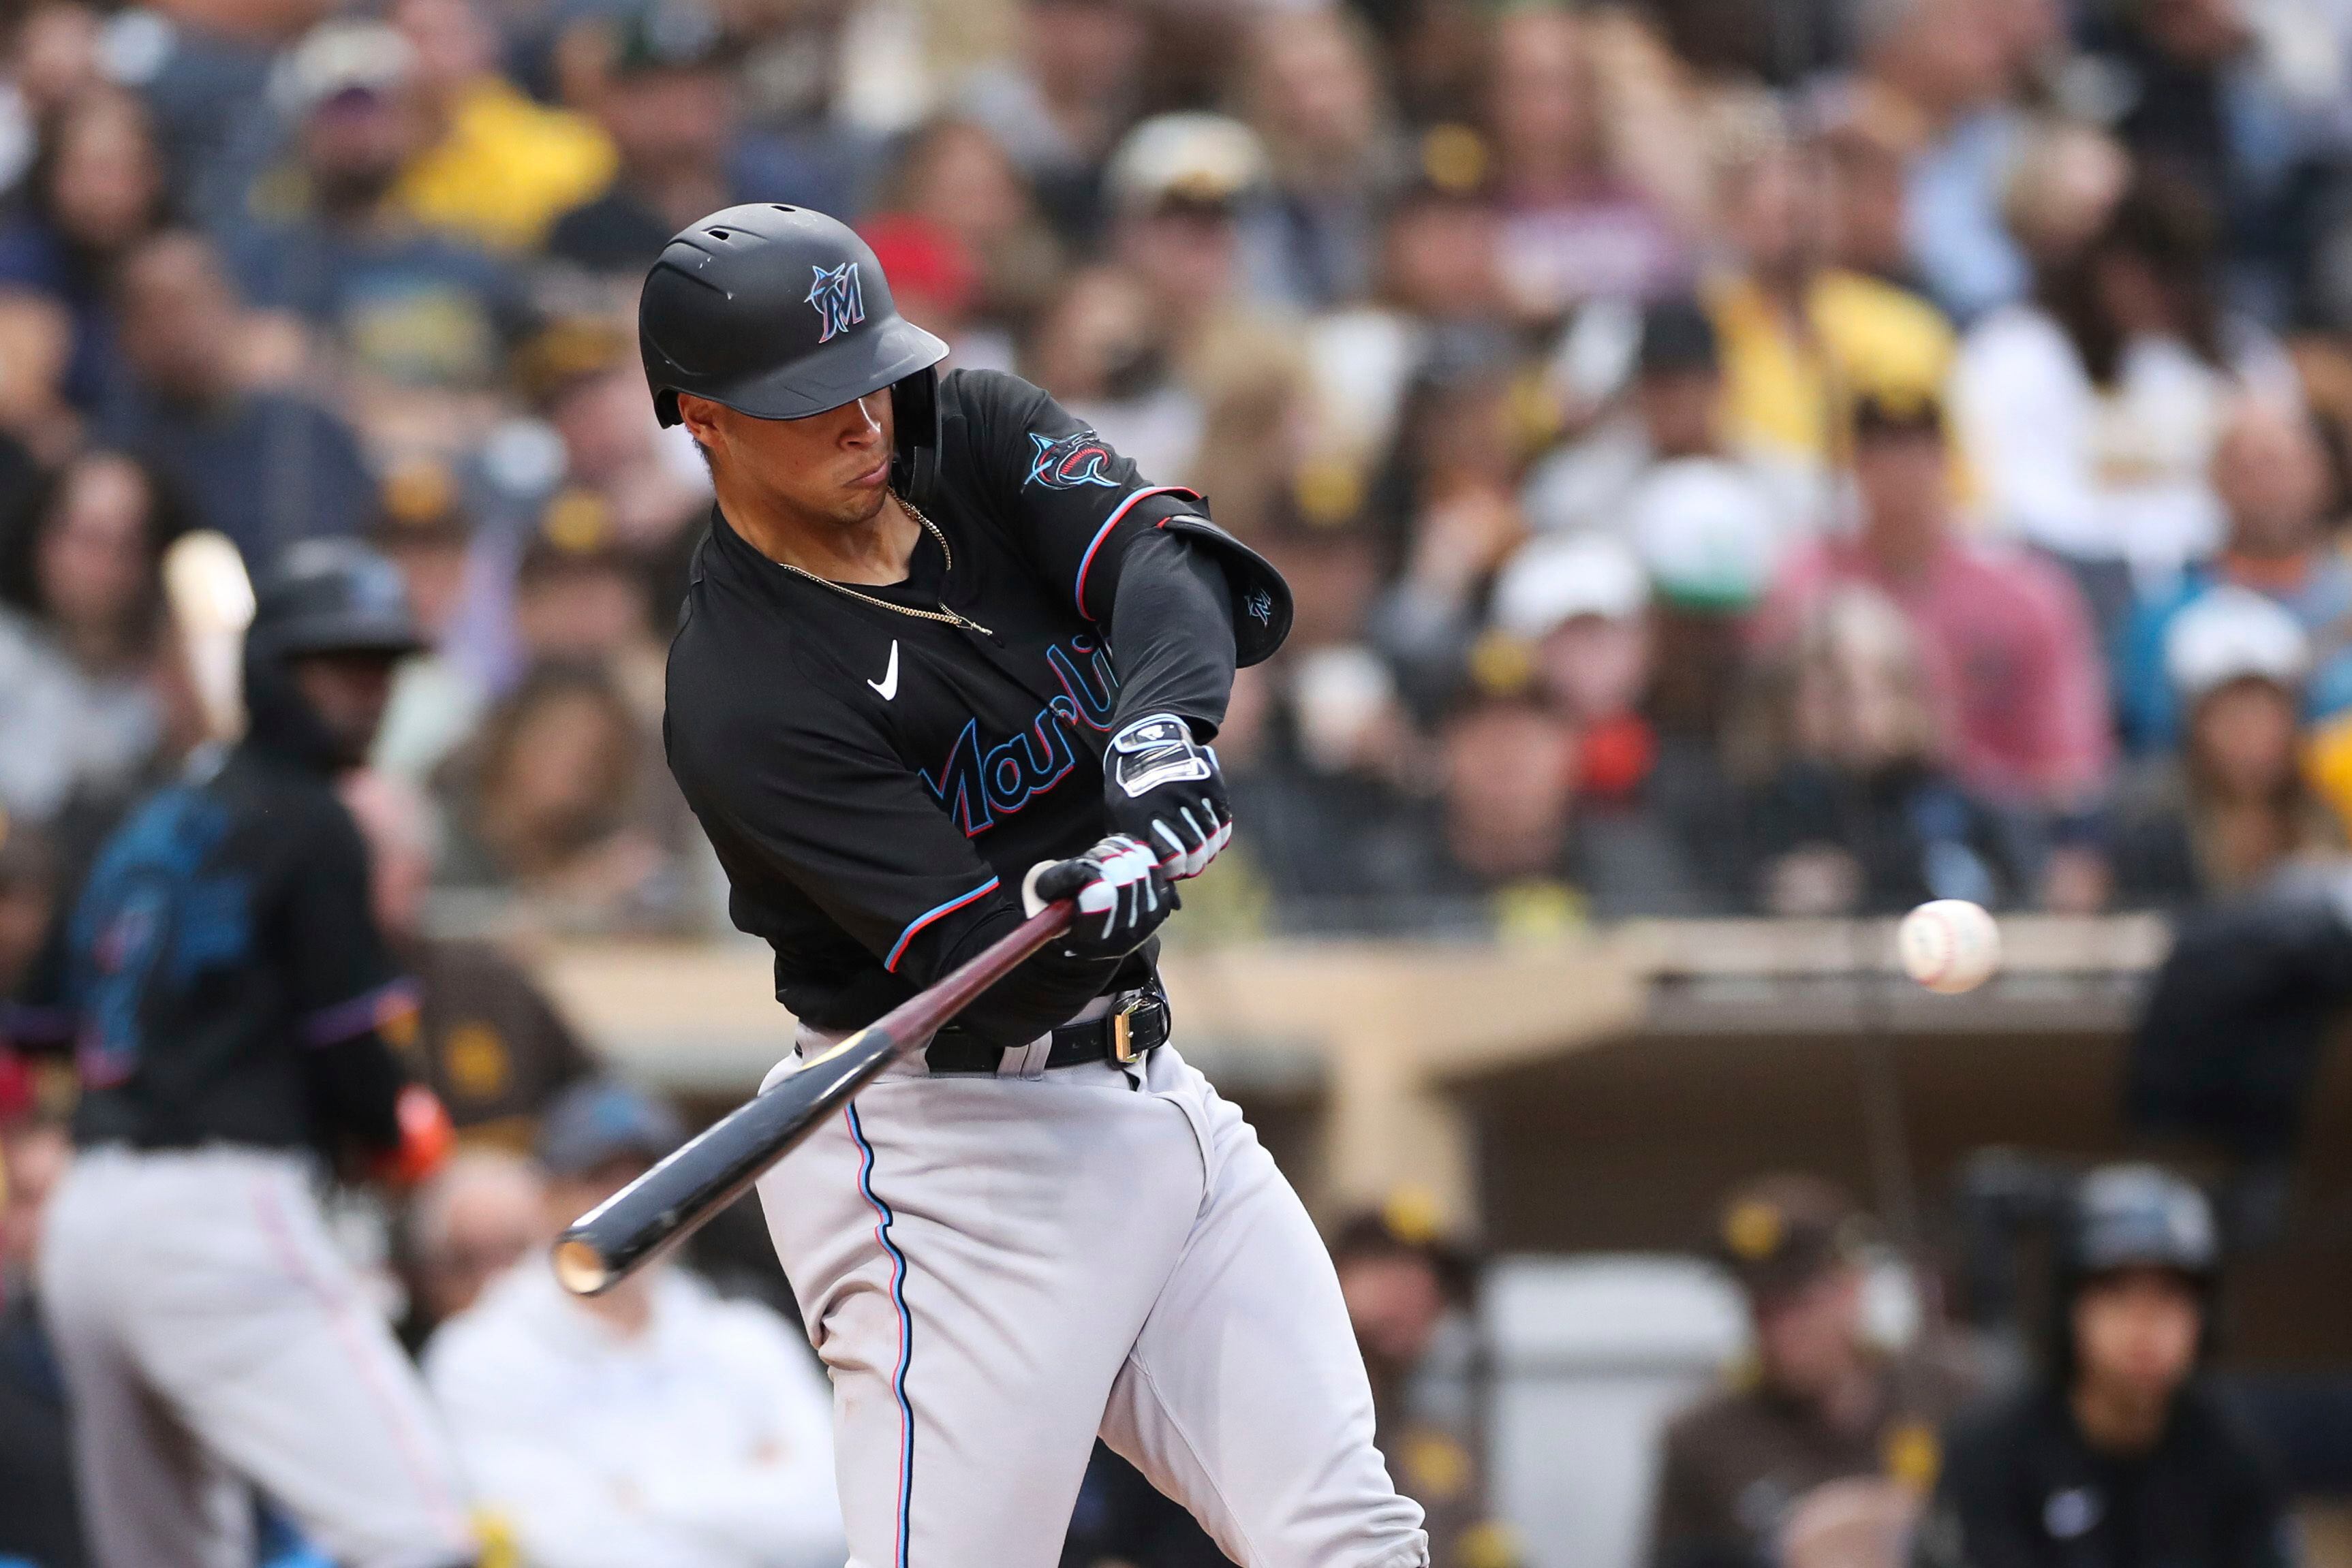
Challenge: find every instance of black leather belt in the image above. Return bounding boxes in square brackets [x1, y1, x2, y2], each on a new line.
[925, 986, 1171, 1075]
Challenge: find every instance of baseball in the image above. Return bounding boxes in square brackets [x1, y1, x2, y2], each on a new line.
[1897, 899, 2001, 994]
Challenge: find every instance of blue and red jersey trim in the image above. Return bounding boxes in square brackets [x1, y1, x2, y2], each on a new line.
[882, 877, 1000, 973]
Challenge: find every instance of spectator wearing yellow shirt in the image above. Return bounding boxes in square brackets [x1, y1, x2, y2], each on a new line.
[391, 0, 617, 253]
[1706, 134, 1955, 493]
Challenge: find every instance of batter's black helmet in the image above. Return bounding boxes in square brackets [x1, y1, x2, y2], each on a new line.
[638, 204, 950, 503]
[2062, 1164, 2219, 1279]
[246, 538, 426, 663]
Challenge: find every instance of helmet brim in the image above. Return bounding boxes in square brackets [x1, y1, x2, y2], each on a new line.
[662, 316, 949, 426]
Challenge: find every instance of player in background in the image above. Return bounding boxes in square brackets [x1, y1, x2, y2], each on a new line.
[11, 541, 478, 1568]
[649, 204, 1428, 1567]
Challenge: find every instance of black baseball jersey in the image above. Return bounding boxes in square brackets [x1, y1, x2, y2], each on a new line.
[665, 368, 1288, 1045]
[10, 744, 413, 1153]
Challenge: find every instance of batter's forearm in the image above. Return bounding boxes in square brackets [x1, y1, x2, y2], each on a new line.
[1105, 531, 1238, 740]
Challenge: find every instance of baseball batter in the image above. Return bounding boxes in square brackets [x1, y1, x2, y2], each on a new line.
[647, 204, 1429, 1567]
[15, 544, 476, 1568]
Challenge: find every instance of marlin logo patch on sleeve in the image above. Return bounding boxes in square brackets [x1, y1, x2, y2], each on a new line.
[1025, 430, 1121, 490]
[807, 262, 866, 343]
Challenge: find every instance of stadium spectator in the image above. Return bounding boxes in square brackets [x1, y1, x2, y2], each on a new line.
[1707, 134, 1955, 484]
[343, 768, 597, 1138]
[0, 451, 177, 825]
[388, 0, 613, 255]
[97, 230, 378, 561]
[1523, 294, 1799, 543]
[1731, 586, 2013, 915]
[857, 213, 1002, 373]
[1954, 174, 2301, 633]
[0, 85, 170, 415]
[1487, 7, 1688, 321]
[0, 289, 78, 473]
[2112, 589, 2340, 908]
[542, 0, 754, 281]
[517, 317, 708, 554]
[1916, 1165, 2286, 1568]
[1233, 7, 1404, 312]
[426, 1079, 844, 1568]
[434, 663, 699, 935]
[1850, 0, 2033, 324]
[226, 19, 525, 400]
[871, 116, 1065, 346]
[955, 0, 1147, 249]
[2116, 398, 2352, 751]
[401, 1146, 546, 1341]
[1650, 1176, 1958, 1568]
[1331, 1202, 1508, 1568]
[367, 458, 489, 782]
[1754, 390, 2112, 908]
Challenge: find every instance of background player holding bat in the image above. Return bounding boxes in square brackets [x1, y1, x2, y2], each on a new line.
[644, 203, 1430, 1567]
[13, 541, 478, 1568]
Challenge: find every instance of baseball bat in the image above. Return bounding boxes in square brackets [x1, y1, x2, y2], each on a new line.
[553, 899, 1074, 1296]
[161, 531, 256, 745]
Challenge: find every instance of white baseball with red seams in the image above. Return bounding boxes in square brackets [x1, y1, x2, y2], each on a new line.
[1898, 899, 2002, 994]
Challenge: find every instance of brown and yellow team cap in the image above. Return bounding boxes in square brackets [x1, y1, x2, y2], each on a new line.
[1716, 1174, 1873, 1297]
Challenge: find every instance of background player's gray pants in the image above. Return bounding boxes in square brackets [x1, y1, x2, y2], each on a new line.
[40, 1145, 477, 1568]
[759, 1037, 1431, 1568]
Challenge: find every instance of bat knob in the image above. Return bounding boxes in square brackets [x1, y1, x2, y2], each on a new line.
[553, 1237, 614, 1297]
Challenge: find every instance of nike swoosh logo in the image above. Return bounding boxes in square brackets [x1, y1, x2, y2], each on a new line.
[868, 639, 899, 701]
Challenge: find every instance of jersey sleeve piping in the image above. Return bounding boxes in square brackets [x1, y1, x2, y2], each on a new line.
[300, 975, 421, 1049]
[1072, 486, 1201, 618]
[883, 875, 1002, 972]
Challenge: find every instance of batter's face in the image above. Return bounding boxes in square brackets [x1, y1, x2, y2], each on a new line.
[677, 390, 897, 532]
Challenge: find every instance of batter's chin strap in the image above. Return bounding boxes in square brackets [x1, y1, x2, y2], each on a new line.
[889, 367, 942, 509]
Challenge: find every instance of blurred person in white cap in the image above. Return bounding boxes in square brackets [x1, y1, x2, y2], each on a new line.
[226, 18, 524, 397]
[2109, 586, 2339, 908]
[1107, 112, 1275, 349]
[2116, 398, 2352, 753]
[425, 1080, 843, 1568]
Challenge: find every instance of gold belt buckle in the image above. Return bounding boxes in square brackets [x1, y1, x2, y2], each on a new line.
[1110, 995, 1144, 1065]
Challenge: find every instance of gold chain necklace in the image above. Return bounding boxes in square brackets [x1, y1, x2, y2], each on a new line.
[768, 492, 994, 636]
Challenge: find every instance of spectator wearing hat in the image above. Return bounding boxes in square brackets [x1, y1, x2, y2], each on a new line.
[1487, 531, 1720, 912]
[223, 20, 525, 401]
[1650, 1176, 1963, 1568]
[543, 0, 839, 281]
[386, 0, 615, 254]
[1328, 1199, 1512, 1568]
[1916, 1165, 2285, 1568]
[367, 458, 491, 783]
[1524, 295, 1807, 550]
[1730, 584, 2017, 915]
[1754, 389, 2114, 910]
[2111, 588, 2341, 909]
[1707, 134, 1956, 484]
[96, 230, 380, 561]
[1106, 113, 1284, 389]
[426, 1080, 844, 1568]
[341, 769, 597, 1143]
[2116, 398, 2352, 753]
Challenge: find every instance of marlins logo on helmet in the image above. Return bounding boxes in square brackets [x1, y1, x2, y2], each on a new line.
[1025, 430, 1121, 490]
[806, 262, 865, 343]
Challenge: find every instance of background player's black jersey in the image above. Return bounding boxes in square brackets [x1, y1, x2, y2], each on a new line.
[12, 744, 414, 1153]
[665, 368, 1287, 1045]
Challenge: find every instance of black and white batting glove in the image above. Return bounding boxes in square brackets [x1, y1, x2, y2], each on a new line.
[1025, 834, 1176, 958]
[1102, 712, 1233, 881]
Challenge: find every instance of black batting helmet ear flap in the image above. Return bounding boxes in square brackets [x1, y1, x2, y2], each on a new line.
[889, 366, 940, 509]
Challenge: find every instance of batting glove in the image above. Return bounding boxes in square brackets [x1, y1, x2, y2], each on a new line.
[1102, 713, 1233, 881]
[1025, 834, 1176, 958]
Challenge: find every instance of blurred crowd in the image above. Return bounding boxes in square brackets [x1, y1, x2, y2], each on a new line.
[0, 0, 2347, 940]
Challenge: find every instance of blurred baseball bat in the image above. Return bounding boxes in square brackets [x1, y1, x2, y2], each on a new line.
[553, 900, 1074, 1296]
[161, 531, 255, 744]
